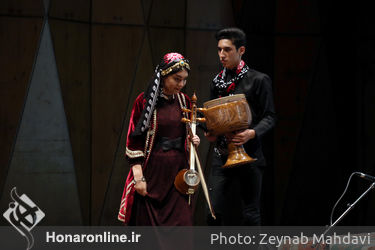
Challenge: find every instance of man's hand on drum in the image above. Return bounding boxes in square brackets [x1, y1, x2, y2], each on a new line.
[188, 134, 200, 147]
[226, 129, 256, 146]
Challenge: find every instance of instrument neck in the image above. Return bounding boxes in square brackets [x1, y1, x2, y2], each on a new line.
[189, 122, 196, 170]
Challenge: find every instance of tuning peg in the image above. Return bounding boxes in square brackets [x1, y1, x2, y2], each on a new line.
[181, 108, 192, 113]
[196, 108, 207, 113]
[181, 118, 191, 123]
[196, 118, 206, 123]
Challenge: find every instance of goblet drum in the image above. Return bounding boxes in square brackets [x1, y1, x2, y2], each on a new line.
[201, 94, 256, 168]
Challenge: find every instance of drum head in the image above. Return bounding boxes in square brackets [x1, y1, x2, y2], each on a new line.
[203, 94, 246, 108]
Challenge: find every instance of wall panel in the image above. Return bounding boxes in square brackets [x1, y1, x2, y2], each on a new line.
[0, 20, 82, 225]
[149, 0, 185, 28]
[100, 33, 153, 225]
[0, 0, 43, 16]
[49, 0, 90, 22]
[149, 28, 185, 66]
[92, 0, 144, 25]
[0, 17, 43, 200]
[50, 19, 91, 224]
[91, 25, 144, 224]
[185, 30, 218, 106]
[187, 0, 234, 29]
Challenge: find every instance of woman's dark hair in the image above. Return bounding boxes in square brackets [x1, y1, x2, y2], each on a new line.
[215, 27, 246, 49]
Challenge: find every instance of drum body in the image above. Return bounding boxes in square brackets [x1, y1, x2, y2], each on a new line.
[201, 94, 256, 168]
[203, 94, 251, 136]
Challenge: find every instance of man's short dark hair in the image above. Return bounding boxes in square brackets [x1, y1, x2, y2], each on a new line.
[215, 27, 246, 49]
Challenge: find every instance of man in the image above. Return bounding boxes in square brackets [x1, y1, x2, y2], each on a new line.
[205, 27, 276, 225]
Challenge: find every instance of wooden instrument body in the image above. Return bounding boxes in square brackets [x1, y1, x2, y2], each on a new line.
[174, 169, 200, 195]
[173, 93, 216, 218]
[174, 93, 200, 195]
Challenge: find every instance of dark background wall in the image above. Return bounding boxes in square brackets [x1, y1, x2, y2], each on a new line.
[0, 0, 374, 226]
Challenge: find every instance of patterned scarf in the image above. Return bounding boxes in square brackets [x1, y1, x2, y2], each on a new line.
[132, 53, 190, 136]
[213, 60, 249, 96]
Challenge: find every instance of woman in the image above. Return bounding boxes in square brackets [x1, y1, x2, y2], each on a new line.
[118, 52, 200, 225]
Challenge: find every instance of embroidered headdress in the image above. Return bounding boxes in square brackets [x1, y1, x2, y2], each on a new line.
[132, 52, 190, 136]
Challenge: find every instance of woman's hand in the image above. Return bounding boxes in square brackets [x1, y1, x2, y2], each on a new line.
[188, 134, 200, 147]
[134, 179, 147, 196]
[132, 164, 148, 196]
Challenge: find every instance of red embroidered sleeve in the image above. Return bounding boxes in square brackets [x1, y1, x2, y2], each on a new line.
[125, 93, 146, 166]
